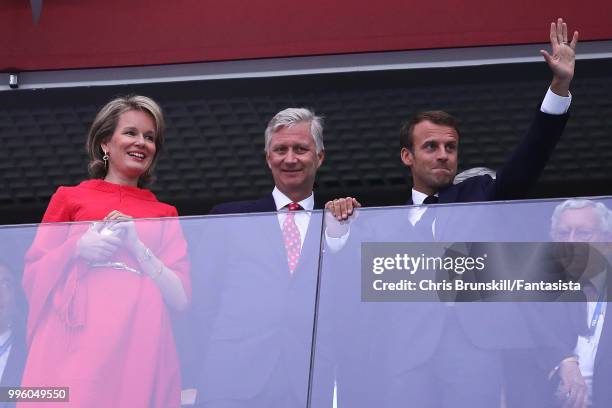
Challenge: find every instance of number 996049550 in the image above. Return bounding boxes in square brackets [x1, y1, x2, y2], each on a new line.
[0, 387, 69, 402]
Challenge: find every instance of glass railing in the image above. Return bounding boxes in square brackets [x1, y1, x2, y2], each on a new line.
[0, 196, 610, 407]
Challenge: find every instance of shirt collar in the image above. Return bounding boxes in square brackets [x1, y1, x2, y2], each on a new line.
[272, 187, 314, 211]
[412, 189, 438, 205]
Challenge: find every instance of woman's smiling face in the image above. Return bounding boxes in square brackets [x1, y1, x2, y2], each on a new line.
[101, 109, 157, 186]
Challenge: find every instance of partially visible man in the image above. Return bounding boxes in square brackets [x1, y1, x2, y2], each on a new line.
[0, 262, 27, 408]
[190, 108, 332, 408]
[324, 17, 582, 408]
[551, 199, 612, 408]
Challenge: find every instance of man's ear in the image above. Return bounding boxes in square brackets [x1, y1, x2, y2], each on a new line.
[265, 152, 272, 170]
[316, 150, 325, 169]
[400, 147, 413, 168]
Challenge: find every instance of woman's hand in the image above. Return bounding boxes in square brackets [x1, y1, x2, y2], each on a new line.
[76, 222, 122, 262]
[102, 210, 188, 311]
[103, 210, 141, 254]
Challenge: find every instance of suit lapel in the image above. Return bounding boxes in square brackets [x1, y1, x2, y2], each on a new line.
[295, 211, 323, 275]
[432, 187, 459, 240]
[252, 195, 290, 276]
[258, 215, 290, 278]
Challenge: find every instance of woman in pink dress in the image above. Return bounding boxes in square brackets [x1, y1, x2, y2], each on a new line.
[20, 96, 190, 407]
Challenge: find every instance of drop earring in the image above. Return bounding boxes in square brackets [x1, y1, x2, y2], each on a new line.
[102, 150, 109, 169]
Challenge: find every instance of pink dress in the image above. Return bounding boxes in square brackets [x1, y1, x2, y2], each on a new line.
[20, 180, 190, 407]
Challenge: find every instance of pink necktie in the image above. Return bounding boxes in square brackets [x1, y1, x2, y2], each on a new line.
[282, 202, 302, 274]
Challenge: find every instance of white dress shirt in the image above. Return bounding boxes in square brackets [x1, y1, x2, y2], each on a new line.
[272, 187, 314, 251]
[409, 189, 432, 221]
[541, 87, 572, 114]
[574, 271, 607, 402]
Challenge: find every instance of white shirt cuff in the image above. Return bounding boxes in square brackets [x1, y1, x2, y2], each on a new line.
[325, 230, 349, 253]
[540, 87, 571, 115]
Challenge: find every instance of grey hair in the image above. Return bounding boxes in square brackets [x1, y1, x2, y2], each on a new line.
[453, 167, 496, 185]
[264, 108, 324, 153]
[550, 198, 611, 236]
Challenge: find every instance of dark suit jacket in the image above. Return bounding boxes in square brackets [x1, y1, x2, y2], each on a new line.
[209, 195, 277, 215]
[325, 209, 448, 407]
[209, 194, 325, 215]
[191, 194, 332, 406]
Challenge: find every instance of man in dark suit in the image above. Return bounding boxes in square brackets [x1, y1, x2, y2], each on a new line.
[325, 17, 580, 408]
[190, 108, 332, 408]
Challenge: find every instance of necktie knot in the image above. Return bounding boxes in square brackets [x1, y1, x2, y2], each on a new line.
[423, 195, 439, 205]
[286, 202, 302, 211]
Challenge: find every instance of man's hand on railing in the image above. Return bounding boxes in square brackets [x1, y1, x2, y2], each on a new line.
[325, 197, 361, 238]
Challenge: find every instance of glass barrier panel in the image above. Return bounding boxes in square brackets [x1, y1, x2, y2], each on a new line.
[0, 223, 36, 400]
[182, 211, 323, 408]
[313, 197, 612, 408]
[3, 196, 611, 408]
[0, 210, 324, 408]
